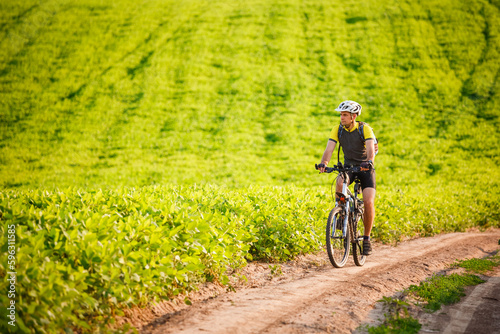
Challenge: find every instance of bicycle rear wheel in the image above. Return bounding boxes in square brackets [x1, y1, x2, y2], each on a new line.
[352, 206, 366, 266]
[326, 206, 350, 268]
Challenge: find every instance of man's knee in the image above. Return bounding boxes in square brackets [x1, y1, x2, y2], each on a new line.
[363, 188, 376, 206]
[364, 198, 375, 208]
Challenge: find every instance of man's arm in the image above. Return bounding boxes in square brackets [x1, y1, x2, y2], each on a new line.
[363, 124, 378, 157]
[366, 139, 375, 162]
[360, 139, 375, 171]
[319, 140, 336, 173]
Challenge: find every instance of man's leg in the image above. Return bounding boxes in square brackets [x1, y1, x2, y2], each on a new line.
[362, 187, 376, 237]
[335, 174, 350, 196]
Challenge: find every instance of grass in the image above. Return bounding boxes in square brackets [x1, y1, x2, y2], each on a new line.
[408, 254, 500, 311]
[407, 273, 485, 312]
[367, 297, 421, 334]
[451, 255, 500, 274]
[364, 254, 500, 333]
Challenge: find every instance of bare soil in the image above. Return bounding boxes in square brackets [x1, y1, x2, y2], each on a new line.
[123, 230, 500, 333]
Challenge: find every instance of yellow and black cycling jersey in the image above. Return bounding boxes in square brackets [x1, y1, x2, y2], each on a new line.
[329, 122, 375, 166]
[329, 121, 375, 142]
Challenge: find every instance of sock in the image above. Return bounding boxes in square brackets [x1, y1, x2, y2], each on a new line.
[363, 236, 370, 240]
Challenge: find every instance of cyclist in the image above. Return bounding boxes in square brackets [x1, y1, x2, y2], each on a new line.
[317, 100, 377, 256]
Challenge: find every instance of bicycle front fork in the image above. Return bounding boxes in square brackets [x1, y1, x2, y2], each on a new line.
[342, 207, 349, 237]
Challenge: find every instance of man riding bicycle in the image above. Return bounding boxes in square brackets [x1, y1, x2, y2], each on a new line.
[317, 100, 377, 256]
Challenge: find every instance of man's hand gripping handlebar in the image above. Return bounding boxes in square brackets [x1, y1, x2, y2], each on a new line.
[315, 163, 336, 174]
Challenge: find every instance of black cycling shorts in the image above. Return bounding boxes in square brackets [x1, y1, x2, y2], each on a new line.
[347, 168, 376, 191]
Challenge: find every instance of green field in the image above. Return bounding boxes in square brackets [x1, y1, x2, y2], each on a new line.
[1, 0, 500, 332]
[1, 0, 499, 189]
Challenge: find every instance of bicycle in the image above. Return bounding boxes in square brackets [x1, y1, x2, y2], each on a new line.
[315, 162, 367, 268]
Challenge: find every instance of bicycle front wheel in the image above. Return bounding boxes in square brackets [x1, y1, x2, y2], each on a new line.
[326, 206, 350, 268]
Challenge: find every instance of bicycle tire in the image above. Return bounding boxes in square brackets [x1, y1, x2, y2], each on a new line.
[352, 203, 366, 266]
[326, 206, 350, 268]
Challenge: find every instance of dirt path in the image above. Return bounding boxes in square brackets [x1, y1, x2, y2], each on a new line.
[140, 231, 500, 334]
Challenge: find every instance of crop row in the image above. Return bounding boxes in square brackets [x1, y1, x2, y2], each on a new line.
[1, 183, 498, 332]
[0, 185, 327, 333]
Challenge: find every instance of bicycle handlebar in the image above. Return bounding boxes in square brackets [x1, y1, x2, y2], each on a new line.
[315, 163, 364, 173]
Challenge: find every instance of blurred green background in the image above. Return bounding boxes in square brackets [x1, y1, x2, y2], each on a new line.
[1, 0, 499, 191]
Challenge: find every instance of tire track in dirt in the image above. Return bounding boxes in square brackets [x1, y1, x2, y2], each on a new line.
[141, 231, 500, 334]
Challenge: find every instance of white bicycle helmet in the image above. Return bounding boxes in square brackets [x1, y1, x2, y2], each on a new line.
[335, 100, 362, 116]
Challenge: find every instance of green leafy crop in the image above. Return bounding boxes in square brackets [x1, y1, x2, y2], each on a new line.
[0, 0, 499, 192]
[0, 185, 326, 332]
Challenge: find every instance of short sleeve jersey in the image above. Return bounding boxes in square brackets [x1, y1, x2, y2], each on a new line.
[329, 122, 375, 166]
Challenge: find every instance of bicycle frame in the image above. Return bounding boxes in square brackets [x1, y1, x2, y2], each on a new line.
[335, 170, 360, 240]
